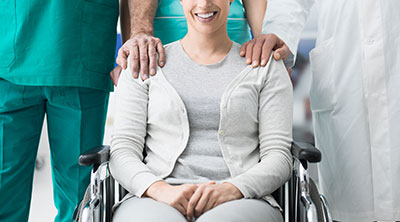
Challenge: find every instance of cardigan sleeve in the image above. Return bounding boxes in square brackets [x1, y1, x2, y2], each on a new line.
[226, 58, 293, 199]
[109, 70, 162, 197]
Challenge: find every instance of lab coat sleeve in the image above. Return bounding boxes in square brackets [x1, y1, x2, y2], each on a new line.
[109, 69, 162, 198]
[262, 0, 315, 67]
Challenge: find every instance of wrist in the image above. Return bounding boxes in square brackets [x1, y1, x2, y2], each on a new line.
[144, 180, 169, 198]
[222, 182, 244, 199]
[130, 28, 154, 38]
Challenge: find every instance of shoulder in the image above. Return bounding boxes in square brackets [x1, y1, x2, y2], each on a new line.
[228, 41, 246, 64]
[253, 54, 291, 88]
[162, 40, 185, 67]
[230, 42, 242, 55]
[163, 40, 181, 53]
[118, 64, 149, 91]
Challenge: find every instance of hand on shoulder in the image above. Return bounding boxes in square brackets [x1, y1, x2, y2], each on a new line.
[116, 33, 165, 81]
[240, 33, 291, 68]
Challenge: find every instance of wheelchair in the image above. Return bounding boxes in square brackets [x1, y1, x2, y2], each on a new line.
[73, 141, 332, 222]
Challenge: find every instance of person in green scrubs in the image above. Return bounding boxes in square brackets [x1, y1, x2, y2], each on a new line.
[0, 1, 118, 221]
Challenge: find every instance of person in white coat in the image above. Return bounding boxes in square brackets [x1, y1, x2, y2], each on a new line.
[249, 0, 400, 221]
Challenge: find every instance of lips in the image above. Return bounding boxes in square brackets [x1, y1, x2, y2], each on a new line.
[194, 11, 217, 22]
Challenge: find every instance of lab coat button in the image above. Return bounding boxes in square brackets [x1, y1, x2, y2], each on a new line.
[366, 39, 374, 45]
[219, 130, 225, 135]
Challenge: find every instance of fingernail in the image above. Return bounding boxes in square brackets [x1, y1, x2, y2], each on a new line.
[240, 51, 244, 56]
[261, 59, 266, 66]
[246, 59, 251, 64]
[275, 52, 281, 60]
[133, 72, 138, 78]
[159, 62, 164, 66]
[150, 68, 155, 75]
[143, 74, 149, 79]
[252, 61, 258, 67]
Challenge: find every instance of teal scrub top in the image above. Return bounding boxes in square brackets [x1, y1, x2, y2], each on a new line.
[0, 0, 119, 92]
[154, 0, 251, 45]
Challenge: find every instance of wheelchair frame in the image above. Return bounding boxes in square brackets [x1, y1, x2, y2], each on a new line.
[74, 142, 332, 222]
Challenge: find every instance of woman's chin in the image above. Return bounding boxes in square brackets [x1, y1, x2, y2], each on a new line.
[190, 25, 224, 36]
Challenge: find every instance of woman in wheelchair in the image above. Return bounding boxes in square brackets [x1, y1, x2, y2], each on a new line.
[110, 0, 293, 221]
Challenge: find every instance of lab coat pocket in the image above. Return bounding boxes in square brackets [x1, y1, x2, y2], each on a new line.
[0, 0, 16, 67]
[80, 0, 118, 74]
[309, 38, 337, 113]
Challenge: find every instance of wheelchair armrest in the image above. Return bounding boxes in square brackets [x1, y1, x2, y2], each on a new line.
[79, 145, 110, 167]
[291, 142, 321, 163]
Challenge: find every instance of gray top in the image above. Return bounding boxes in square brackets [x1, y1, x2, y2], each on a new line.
[162, 41, 247, 184]
[110, 42, 293, 206]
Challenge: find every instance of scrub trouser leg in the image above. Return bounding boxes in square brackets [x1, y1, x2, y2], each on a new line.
[0, 80, 45, 222]
[0, 79, 109, 222]
[46, 87, 109, 222]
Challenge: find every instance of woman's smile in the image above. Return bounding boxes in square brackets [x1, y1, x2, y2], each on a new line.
[194, 11, 218, 23]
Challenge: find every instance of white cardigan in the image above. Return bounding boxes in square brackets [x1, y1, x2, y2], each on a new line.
[110, 57, 293, 208]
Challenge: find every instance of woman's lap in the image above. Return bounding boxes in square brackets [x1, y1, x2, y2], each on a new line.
[113, 197, 187, 222]
[113, 197, 283, 222]
[196, 199, 282, 222]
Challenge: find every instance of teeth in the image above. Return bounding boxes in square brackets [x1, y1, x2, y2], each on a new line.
[197, 12, 214, 19]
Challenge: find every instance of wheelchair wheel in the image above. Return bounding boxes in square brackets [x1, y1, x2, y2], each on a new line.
[309, 178, 325, 222]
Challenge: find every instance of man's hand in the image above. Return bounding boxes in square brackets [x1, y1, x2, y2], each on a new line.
[116, 33, 165, 80]
[144, 181, 198, 217]
[186, 182, 243, 221]
[110, 65, 122, 86]
[240, 33, 290, 67]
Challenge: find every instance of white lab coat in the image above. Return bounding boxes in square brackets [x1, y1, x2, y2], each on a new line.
[263, 0, 400, 221]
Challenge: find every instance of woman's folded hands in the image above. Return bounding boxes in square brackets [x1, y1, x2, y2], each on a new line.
[143, 180, 243, 221]
[143, 181, 197, 217]
[185, 182, 243, 221]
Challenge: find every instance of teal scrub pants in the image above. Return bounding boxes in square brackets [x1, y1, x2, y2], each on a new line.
[0, 79, 109, 222]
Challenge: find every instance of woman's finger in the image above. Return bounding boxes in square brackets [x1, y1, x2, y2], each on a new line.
[194, 189, 211, 218]
[186, 186, 203, 220]
[203, 194, 216, 214]
[173, 202, 186, 217]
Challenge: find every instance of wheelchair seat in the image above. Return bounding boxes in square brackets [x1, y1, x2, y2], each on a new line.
[74, 142, 332, 222]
